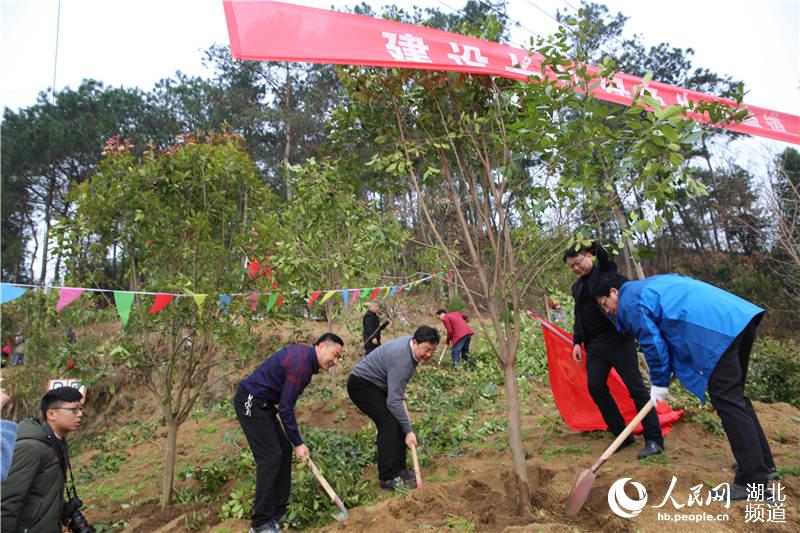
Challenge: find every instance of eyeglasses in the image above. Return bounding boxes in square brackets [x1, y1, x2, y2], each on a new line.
[52, 407, 84, 414]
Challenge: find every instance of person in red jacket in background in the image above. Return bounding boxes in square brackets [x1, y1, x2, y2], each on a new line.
[436, 309, 475, 367]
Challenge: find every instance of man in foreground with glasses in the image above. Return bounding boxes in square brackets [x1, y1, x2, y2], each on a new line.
[2, 386, 86, 532]
[347, 325, 440, 490]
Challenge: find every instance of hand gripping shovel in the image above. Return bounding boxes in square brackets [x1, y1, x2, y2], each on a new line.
[436, 345, 448, 366]
[306, 458, 348, 521]
[403, 398, 424, 489]
[564, 401, 654, 515]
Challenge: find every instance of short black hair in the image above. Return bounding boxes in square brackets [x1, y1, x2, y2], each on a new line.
[314, 332, 344, 347]
[592, 273, 629, 299]
[435, 309, 447, 316]
[41, 386, 83, 419]
[413, 325, 440, 344]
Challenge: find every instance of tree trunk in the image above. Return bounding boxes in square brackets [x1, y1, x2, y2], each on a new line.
[502, 361, 531, 516]
[162, 417, 179, 509]
[283, 64, 293, 201]
[38, 176, 56, 285]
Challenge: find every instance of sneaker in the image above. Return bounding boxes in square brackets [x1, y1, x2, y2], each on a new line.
[380, 476, 416, 491]
[249, 520, 281, 533]
[399, 469, 418, 489]
[615, 436, 636, 453]
[637, 440, 664, 460]
[731, 463, 781, 481]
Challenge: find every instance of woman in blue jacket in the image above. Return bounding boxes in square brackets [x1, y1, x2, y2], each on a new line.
[593, 273, 777, 501]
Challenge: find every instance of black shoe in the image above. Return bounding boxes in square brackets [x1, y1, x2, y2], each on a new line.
[712, 483, 773, 502]
[615, 436, 636, 453]
[380, 476, 416, 491]
[637, 441, 664, 460]
[731, 463, 781, 481]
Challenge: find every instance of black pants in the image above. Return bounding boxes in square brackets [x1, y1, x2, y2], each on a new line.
[364, 339, 380, 356]
[586, 333, 664, 445]
[234, 385, 292, 527]
[347, 374, 406, 481]
[707, 316, 775, 485]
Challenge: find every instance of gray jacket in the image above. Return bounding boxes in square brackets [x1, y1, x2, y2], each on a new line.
[351, 336, 418, 433]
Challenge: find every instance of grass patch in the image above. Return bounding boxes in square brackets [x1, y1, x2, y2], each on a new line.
[542, 444, 592, 458]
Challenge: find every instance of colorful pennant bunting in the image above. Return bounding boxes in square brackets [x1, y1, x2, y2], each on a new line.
[219, 294, 232, 314]
[319, 290, 336, 304]
[56, 288, 85, 312]
[149, 293, 175, 314]
[114, 291, 135, 325]
[265, 293, 280, 314]
[307, 290, 322, 308]
[0, 284, 27, 304]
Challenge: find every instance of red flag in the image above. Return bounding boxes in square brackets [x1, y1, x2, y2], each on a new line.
[529, 313, 683, 435]
[307, 290, 322, 308]
[369, 288, 381, 301]
[223, 0, 799, 145]
[149, 293, 175, 314]
[247, 260, 261, 279]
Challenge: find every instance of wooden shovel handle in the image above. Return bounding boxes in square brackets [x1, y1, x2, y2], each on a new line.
[307, 458, 338, 503]
[403, 399, 424, 488]
[592, 401, 654, 472]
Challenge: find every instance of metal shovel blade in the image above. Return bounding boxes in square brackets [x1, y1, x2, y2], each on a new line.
[332, 495, 349, 521]
[564, 468, 596, 516]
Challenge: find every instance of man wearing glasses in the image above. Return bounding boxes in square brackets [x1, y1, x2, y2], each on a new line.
[2, 386, 84, 532]
[347, 325, 440, 490]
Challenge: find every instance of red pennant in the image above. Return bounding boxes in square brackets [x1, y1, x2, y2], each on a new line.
[307, 290, 322, 308]
[149, 293, 175, 314]
[274, 294, 284, 310]
[247, 261, 261, 279]
[369, 288, 381, 301]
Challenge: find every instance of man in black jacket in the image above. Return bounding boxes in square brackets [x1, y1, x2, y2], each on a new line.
[564, 242, 663, 459]
[362, 301, 382, 355]
[2, 386, 85, 533]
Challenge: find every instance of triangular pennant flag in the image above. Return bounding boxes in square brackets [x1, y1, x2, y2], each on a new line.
[247, 260, 261, 279]
[342, 289, 350, 308]
[360, 288, 371, 300]
[307, 290, 322, 308]
[56, 288, 85, 312]
[192, 293, 208, 312]
[351, 289, 361, 303]
[370, 288, 381, 301]
[149, 293, 174, 314]
[248, 292, 259, 311]
[265, 293, 280, 314]
[274, 294, 284, 311]
[388, 286, 397, 298]
[219, 294, 232, 314]
[114, 291, 135, 325]
[319, 290, 336, 304]
[0, 283, 27, 304]
[383, 287, 392, 298]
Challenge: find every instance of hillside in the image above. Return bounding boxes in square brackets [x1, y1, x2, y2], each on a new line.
[57, 317, 800, 533]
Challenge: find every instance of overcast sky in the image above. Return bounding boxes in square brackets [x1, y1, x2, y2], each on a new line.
[2, 0, 797, 278]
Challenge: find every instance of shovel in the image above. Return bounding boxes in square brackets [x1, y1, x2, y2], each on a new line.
[307, 458, 349, 521]
[403, 398, 424, 488]
[564, 401, 654, 515]
[436, 344, 448, 365]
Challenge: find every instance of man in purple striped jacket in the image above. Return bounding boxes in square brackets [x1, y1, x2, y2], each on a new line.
[234, 333, 344, 533]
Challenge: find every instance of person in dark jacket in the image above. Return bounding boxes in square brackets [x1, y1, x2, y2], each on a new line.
[234, 333, 344, 533]
[594, 273, 778, 501]
[564, 242, 663, 459]
[2, 386, 85, 533]
[347, 326, 440, 490]
[362, 301, 382, 355]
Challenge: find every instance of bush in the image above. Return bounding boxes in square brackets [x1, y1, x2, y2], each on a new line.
[746, 336, 800, 408]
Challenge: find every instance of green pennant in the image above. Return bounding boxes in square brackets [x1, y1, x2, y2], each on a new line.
[114, 291, 135, 325]
[265, 292, 280, 314]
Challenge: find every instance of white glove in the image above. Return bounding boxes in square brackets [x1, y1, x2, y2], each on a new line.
[650, 385, 674, 407]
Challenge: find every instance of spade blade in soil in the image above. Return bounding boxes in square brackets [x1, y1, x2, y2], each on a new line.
[565, 468, 596, 515]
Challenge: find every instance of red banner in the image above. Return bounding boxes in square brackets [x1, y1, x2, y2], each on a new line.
[223, 1, 799, 145]
[529, 313, 683, 434]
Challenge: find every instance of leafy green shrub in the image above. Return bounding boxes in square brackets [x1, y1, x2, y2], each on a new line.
[746, 336, 800, 408]
[691, 410, 725, 436]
